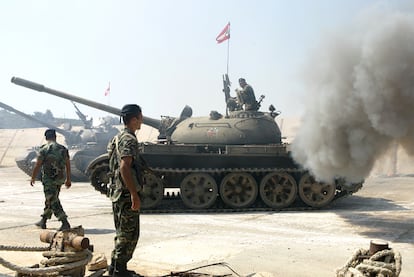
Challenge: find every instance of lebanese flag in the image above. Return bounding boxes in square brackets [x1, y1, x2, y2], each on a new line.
[216, 22, 230, 44]
[104, 82, 110, 96]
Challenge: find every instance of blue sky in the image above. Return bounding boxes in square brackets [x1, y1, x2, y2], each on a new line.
[0, 0, 411, 124]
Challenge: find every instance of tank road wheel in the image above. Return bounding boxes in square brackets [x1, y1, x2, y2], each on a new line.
[220, 173, 258, 208]
[89, 162, 110, 195]
[259, 172, 297, 208]
[141, 173, 164, 209]
[298, 173, 336, 208]
[180, 173, 218, 209]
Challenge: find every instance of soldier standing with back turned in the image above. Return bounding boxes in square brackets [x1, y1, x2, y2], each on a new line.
[30, 128, 72, 231]
[107, 104, 143, 277]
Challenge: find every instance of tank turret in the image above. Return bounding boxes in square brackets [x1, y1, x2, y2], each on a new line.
[11, 76, 363, 211]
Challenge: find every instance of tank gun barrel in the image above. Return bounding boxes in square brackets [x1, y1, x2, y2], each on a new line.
[11, 77, 162, 130]
[0, 101, 73, 138]
[71, 101, 93, 129]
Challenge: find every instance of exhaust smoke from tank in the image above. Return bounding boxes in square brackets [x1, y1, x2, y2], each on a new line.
[291, 10, 414, 183]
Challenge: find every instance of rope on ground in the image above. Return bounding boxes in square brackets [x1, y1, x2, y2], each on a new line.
[41, 250, 91, 267]
[336, 248, 402, 277]
[0, 244, 92, 276]
[164, 262, 242, 277]
[0, 244, 49, 252]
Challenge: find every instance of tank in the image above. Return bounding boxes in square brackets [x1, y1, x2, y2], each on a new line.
[11, 76, 363, 211]
[0, 100, 119, 181]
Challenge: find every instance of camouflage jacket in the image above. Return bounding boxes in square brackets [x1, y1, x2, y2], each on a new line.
[240, 84, 256, 107]
[107, 128, 141, 202]
[38, 141, 69, 183]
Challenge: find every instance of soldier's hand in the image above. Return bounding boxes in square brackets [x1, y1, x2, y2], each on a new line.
[65, 180, 72, 188]
[131, 193, 141, 211]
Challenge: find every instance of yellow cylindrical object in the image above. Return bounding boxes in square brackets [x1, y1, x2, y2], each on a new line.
[70, 236, 90, 250]
[40, 230, 56, 243]
[40, 230, 90, 250]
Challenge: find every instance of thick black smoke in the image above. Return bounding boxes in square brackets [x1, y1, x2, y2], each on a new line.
[291, 11, 414, 183]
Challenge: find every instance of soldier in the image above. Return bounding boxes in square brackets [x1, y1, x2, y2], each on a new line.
[236, 77, 258, 111]
[107, 104, 143, 277]
[30, 129, 71, 231]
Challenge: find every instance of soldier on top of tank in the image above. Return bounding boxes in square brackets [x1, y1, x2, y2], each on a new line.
[30, 128, 72, 231]
[235, 78, 258, 111]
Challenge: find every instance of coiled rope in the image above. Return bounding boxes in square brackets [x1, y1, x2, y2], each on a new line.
[336, 248, 402, 277]
[0, 244, 92, 276]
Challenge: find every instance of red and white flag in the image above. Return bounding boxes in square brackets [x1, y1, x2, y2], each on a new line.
[104, 82, 110, 96]
[216, 22, 230, 44]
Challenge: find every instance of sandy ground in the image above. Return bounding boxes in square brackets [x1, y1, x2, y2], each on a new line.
[0, 127, 413, 277]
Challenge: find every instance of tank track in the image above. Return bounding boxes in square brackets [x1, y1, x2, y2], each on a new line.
[89, 163, 361, 214]
[141, 190, 356, 214]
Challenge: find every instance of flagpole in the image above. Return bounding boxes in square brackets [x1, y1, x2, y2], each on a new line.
[107, 82, 110, 109]
[216, 22, 231, 76]
[226, 36, 230, 76]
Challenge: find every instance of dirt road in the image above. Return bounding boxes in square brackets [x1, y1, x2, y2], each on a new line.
[0, 127, 413, 276]
[0, 165, 413, 277]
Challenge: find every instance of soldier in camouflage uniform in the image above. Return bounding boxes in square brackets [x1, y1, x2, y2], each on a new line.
[236, 78, 258, 111]
[107, 104, 143, 277]
[30, 129, 71, 231]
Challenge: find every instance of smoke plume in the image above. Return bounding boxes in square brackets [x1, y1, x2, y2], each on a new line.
[291, 11, 414, 183]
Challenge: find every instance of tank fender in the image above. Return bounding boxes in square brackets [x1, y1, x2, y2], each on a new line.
[86, 153, 109, 175]
[335, 178, 364, 193]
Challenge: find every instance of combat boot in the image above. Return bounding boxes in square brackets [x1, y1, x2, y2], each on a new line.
[112, 263, 141, 277]
[107, 259, 115, 275]
[58, 218, 71, 231]
[35, 216, 47, 229]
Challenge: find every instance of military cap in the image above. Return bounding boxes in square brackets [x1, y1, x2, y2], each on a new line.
[239, 78, 246, 82]
[120, 104, 141, 116]
[44, 129, 56, 139]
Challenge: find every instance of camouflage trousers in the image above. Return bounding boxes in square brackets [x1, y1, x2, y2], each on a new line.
[41, 181, 67, 221]
[111, 193, 140, 265]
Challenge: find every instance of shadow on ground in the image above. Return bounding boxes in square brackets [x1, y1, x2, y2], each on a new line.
[85, 228, 114, 235]
[331, 195, 414, 244]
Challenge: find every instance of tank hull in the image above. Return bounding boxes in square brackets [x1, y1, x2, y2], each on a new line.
[89, 143, 362, 211]
[15, 149, 38, 178]
[16, 145, 110, 182]
[69, 147, 108, 181]
[141, 144, 297, 172]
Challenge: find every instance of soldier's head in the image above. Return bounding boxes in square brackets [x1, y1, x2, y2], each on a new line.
[120, 104, 143, 130]
[239, 78, 247, 87]
[44, 129, 56, 141]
